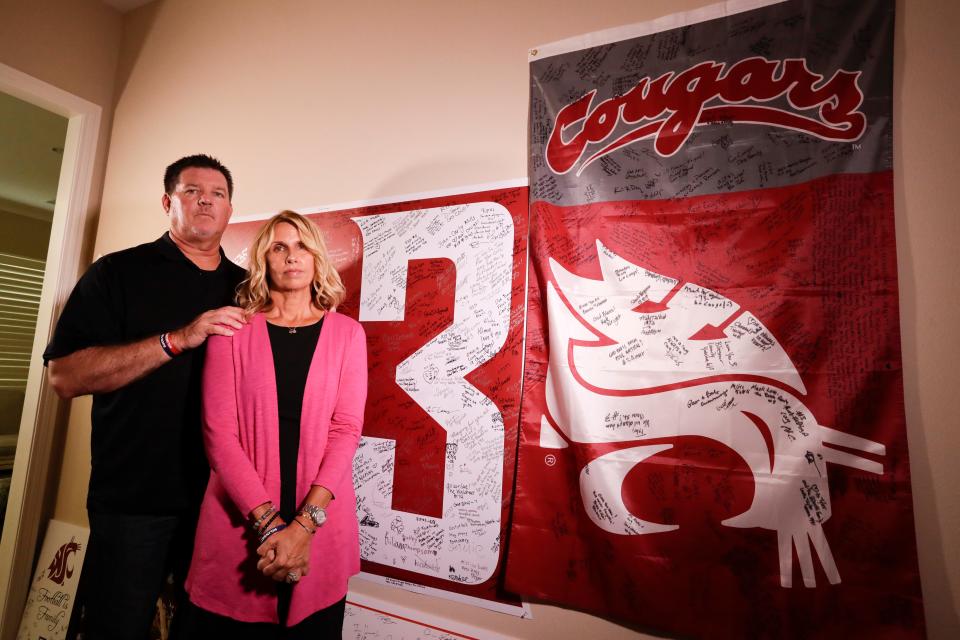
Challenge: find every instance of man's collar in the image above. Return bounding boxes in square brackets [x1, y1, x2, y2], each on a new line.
[156, 231, 227, 268]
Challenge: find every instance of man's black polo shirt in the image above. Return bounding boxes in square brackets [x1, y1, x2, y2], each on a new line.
[44, 233, 245, 514]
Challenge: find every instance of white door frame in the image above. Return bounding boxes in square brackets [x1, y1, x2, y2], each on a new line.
[0, 62, 101, 634]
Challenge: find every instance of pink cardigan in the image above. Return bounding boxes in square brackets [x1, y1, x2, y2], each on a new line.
[185, 311, 367, 626]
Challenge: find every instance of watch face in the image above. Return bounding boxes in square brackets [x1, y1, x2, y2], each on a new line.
[306, 505, 326, 527]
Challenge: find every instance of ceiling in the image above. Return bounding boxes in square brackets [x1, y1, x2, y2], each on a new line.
[0, 92, 68, 222]
[100, 0, 155, 13]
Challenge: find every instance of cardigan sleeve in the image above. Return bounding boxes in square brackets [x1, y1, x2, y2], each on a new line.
[202, 333, 272, 515]
[313, 320, 367, 493]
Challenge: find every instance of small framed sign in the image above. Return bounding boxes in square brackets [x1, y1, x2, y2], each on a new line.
[17, 519, 88, 640]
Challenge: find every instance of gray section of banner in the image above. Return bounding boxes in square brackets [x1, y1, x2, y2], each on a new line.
[529, 0, 894, 206]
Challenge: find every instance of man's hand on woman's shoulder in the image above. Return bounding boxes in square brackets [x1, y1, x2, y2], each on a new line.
[170, 305, 247, 350]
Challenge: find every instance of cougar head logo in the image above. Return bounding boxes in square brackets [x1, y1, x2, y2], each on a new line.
[542, 240, 885, 587]
[45, 537, 81, 585]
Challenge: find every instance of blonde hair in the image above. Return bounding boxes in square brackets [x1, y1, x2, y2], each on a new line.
[236, 210, 346, 314]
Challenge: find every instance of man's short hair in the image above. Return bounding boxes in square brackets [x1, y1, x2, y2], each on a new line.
[164, 154, 234, 199]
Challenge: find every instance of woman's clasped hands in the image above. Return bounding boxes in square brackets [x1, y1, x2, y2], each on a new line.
[257, 521, 312, 583]
[250, 503, 314, 584]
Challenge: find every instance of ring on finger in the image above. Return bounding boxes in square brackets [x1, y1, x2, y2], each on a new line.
[285, 571, 300, 584]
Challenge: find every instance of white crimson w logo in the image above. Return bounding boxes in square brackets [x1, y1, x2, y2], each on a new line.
[540, 241, 885, 587]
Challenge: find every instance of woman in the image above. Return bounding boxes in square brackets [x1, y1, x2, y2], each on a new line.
[180, 211, 367, 637]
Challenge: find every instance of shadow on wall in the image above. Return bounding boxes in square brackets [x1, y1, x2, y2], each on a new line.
[892, 0, 958, 633]
[110, 1, 162, 111]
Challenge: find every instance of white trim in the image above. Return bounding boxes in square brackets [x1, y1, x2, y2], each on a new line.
[355, 571, 531, 618]
[346, 590, 519, 639]
[529, 0, 788, 61]
[0, 62, 101, 637]
[229, 177, 528, 224]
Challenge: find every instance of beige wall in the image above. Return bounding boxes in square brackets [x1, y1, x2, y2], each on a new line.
[43, 0, 960, 637]
[0, 1, 121, 107]
[0, 0, 122, 251]
[894, 1, 960, 636]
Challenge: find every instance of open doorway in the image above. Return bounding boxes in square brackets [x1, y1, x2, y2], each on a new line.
[0, 91, 68, 538]
[0, 62, 101, 636]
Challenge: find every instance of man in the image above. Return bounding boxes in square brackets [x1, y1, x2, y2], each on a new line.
[45, 154, 247, 639]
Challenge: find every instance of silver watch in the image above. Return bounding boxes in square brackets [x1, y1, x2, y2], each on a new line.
[300, 504, 327, 528]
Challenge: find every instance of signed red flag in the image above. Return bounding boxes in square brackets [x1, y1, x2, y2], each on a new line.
[507, 1, 924, 637]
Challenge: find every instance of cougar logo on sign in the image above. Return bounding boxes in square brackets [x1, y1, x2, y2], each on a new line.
[540, 241, 885, 587]
[45, 537, 81, 586]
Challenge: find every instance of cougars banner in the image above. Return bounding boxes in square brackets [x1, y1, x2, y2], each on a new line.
[506, 0, 924, 637]
[221, 183, 528, 613]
